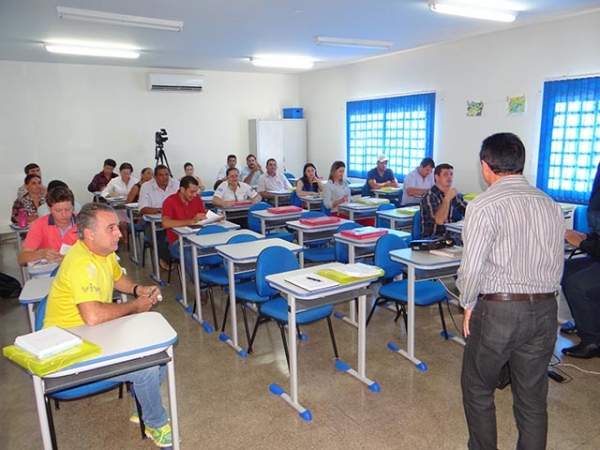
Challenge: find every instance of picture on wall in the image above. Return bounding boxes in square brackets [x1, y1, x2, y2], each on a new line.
[507, 94, 526, 115]
[467, 100, 484, 117]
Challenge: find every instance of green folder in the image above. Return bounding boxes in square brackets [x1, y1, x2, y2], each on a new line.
[3, 339, 101, 377]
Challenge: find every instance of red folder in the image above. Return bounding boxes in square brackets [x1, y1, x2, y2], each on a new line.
[267, 206, 303, 214]
[232, 201, 253, 207]
[299, 216, 341, 226]
[340, 227, 388, 240]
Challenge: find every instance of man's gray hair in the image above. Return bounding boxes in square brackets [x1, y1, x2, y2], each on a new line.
[77, 202, 116, 239]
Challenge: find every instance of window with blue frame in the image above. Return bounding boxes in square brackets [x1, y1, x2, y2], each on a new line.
[346, 93, 435, 181]
[537, 76, 600, 204]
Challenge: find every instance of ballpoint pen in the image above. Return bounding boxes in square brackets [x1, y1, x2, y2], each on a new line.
[148, 287, 157, 298]
[306, 276, 322, 282]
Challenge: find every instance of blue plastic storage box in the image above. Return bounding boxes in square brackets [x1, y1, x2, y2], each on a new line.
[283, 108, 303, 119]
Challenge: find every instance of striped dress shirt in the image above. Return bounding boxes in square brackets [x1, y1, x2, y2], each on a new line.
[456, 175, 564, 310]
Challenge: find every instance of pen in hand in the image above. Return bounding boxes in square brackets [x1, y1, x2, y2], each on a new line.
[148, 287, 157, 298]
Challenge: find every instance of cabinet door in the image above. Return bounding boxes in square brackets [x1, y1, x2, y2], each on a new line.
[281, 120, 307, 178]
[251, 120, 283, 168]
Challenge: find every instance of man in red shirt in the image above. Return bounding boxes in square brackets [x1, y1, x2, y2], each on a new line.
[18, 186, 78, 265]
[161, 176, 206, 277]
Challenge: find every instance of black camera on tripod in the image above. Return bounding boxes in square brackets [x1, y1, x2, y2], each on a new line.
[155, 129, 168, 148]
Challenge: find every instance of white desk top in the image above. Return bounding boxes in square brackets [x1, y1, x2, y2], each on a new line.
[376, 209, 416, 220]
[216, 238, 302, 263]
[298, 194, 322, 203]
[143, 213, 162, 222]
[339, 202, 379, 212]
[266, 262, 375, 301]
[19, 276, 55, 304]
[10, 223, 30, 232]
[389, 248, 462, 270]
[47, 311, 178, 378]
[186, 229, 264, 250]
[173, 220, 240, 236]
[218, 204, 253, 212]
[267, 190, 292, 196]
[444, 221, 464, 234]
[125, 202, 139, 210]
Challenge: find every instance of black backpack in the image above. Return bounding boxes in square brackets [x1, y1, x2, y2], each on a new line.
[0, 272, 22, 298]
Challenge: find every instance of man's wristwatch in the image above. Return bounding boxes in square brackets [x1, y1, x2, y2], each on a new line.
[133, 284, 140, 298]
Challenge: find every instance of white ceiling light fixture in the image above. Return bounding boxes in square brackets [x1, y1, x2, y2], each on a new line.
[315, 36, 393, 51]
[428, 0, 517, 23]
[250, 57, 314, 70]
[44, 41, 140, 59]
[56, 6, 183, 32]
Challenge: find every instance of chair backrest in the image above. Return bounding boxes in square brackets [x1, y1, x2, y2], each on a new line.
[397, 188, 403, 206]
[200, 190, 214, 197]
[334, 222, 363, 263]
[35, 296, 49, 331]
[197, 225, 228, 235]
[290, 189, 303, 207]
[320, 200, 331, 216]
[255, 246, 299, 297]
[300, 210, 325, 219]
[361, 183, 369, 197]
[573, 205, 589, 234]
[374, 234, 408, 280]
[376, 203, 395, 228]
[247, 202, 271, 233]
[283, 172, 296, 180]
[50, 265, 60, 277]
[412, 210, 422, 241]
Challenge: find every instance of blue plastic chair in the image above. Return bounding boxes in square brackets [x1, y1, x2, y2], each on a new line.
[365, 235, 449, 338]
[220, 234, 262, 343]
[320, 200, 331, 216]
[196, 225, 229, 267]
[283, 172, 296, 180]
[573, 205, 589, 234]
[412, 210, 422, 241]
[35, 297, 141, 448]
[289, 189, 303, 207]
[247, 246, 339, 368]
[376, 203, 396, 228]
[248, 202, 294, 242]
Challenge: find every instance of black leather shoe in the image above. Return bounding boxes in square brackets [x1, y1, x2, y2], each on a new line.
[561, 342, 600, 359]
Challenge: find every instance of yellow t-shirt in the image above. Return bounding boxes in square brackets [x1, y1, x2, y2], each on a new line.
[44, 240, 123, 329]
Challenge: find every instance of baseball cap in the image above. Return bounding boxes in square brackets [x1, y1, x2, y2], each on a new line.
[378, 155, 389, 163]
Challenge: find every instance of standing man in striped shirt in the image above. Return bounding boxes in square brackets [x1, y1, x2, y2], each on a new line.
[456, 132, 564, 450]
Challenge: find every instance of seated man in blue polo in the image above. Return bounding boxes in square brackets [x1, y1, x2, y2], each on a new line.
[364, 154, 398, 196]
[420, 163, 467, 238]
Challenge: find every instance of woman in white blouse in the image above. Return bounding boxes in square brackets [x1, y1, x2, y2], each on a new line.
[102, 162, 138, 245]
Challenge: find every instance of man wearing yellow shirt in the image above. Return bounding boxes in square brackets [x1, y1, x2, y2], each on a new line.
[44, 202, 172, 448]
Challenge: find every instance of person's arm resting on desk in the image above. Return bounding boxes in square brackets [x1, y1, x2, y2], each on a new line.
[162, 213, 206, 229]
[78, 274, 162, 326]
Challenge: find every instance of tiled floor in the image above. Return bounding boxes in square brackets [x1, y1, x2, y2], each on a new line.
[1, 236, 599, 450]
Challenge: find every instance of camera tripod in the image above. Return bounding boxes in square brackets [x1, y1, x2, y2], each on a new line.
[155, 145, 172, 176]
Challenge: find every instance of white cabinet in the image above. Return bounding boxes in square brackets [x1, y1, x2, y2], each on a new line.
[248, 119, 307, 178]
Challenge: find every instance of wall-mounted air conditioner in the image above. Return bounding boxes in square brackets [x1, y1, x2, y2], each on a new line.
[148, 73, 203, 92]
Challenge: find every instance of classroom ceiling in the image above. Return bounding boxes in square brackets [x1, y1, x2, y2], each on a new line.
[1, 1, 599, 74]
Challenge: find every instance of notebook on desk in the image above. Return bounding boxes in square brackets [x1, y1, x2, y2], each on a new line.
[299, 216, 341, 226]
[340, 227, 388, 240]
[267, 206, 303, 214]
[284, 273, 340, 292]
[15, 326, 82, 359]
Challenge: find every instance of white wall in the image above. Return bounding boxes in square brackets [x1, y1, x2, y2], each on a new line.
[0, 61, 299, 218]
[299, 10, 600, 193]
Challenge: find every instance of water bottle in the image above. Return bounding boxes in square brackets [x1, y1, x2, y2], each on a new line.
[18, 208, 27, 228]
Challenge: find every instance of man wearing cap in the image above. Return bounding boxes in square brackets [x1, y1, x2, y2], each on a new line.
[364, 155, 398, 196]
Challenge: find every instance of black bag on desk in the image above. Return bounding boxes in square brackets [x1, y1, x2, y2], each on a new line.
[410, 237, 455, 251]
[0, 272, 21, 298]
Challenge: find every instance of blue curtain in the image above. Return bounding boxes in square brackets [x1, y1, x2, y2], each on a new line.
[346, 93, 435, 180]
[537, 76, 600, 204]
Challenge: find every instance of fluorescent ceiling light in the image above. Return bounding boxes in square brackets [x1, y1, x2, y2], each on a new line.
[428, 0, 516, 22]
[56, 6, 183, 32]
[315, 36, 393, 51]
[250, 57, 314, 70]
[44, 41, 140, 59]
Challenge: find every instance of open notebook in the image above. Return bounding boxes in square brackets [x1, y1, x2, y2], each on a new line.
[284, 273, 340, 292]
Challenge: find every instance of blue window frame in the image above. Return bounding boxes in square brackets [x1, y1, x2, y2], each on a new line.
[537, 76, 600, 204]
[346, 93, 435, 181]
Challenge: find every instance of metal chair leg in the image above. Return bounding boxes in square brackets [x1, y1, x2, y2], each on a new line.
[326, 316, 339, 359]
